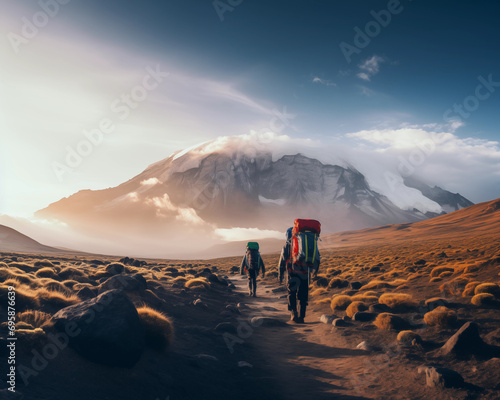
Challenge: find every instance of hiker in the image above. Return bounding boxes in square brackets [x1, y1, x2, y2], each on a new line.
[279, 219, 320, 323]
[240, 242, 266, 297]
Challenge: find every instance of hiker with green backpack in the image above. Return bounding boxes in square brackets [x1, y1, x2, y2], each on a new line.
[240, 242, 266, 297]
[278, 219, 321, 323]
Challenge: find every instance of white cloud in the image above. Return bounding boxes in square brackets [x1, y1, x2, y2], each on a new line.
[357, 55, 386, 81]
[357, 72, 371, 81]
[215, 227, 283, 241]
[346, 125, 500, 203]
[312, 77, 336, 87]
[140, 177, 161, 186]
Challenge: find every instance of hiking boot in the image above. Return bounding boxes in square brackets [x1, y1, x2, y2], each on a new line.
[297, 317, 305, 324]
[290, 311, 299, 323]
[298, 305, 306, 323]
[253, 292, 257, 297]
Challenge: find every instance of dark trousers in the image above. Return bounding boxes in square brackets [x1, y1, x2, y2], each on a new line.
[248, 269, 257, 294]
[287, 271, 309, 312]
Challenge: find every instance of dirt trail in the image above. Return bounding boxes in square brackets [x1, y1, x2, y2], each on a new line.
[228, 275, 374, 400]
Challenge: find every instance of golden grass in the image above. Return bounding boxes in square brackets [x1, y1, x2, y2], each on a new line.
[471, 293, 498, 307]
[17, 310, 53, 329]
[36, 289, 80, 308]
[351, 294, 379, 304]
[430, 266, 455, 277]
[310, 288, 328, 297]
[378, 293, 417, 309]
[423, 306, 457, 327]
[330, 295, 352, 310]
[315, 298, 333, 305]
[462, 281, 481, 297]
[136, 306, 174, 351]
[346, 301, 368, 318]
[185, 278, 210, 289]
[397, 330, 422, 344]
[373, 313, 408, 331]
[474, 283, 500, 298]
[0, 283, 40, 309]
[35, 267, 58, 279]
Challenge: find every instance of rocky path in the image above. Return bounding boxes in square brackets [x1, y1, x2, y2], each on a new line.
[228, 275, 373, 400]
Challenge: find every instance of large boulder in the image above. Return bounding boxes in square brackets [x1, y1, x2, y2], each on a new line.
[440, 321, 487, 358]
[51, 290, 145, 367]
[98, 274, 147, 295]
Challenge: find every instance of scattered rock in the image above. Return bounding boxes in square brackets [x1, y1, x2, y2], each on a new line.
[314, 277, 329, 287]
[332, 318, 350, 327]
[353, 312, 376, 322]
[98, 274, 147, 295]
[320, 314, 337, 324]
[356, 341, 374, 351]
[437, 252, 448, 258]
[422, 366, 464, 388]
[369, 266, 380, 272]
[414, 259, 427, 265]
[76, 286, 97, 300]
[105, 263, 125, 275]
[369, 303, 391, 313]
[350, 281, 362, 290]
[424, 297, 449, 310]
[215, 322, 237, 334]
[237, 302, 249, 310]
[51, 289, 145, 367]
[272, 286, 287, 293]
[441, 321, 487, 358]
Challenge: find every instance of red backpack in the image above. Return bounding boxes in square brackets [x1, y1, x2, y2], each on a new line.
[291, 219, 321, 270]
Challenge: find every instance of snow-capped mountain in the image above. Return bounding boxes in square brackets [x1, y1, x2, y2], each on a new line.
[37, 133, 473, 241]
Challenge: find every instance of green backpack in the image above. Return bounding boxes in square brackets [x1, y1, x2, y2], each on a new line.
[246, 242, 259, 251]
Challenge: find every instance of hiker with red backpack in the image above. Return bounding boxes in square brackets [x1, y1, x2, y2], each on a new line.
[278, 219, 321, 323]
[240, 242, 266, 297]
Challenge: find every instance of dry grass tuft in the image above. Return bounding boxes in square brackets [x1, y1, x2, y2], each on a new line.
[423, 306, 457, 327]
[136, 306, 174, 351]
[379, 293, 417, 309]
[35, 267, 58, 279]
[185, 278, 210, 289]
[310, 288, 328, 297]
[36, 289, 80, 309]
[471, 293, 498, 307]
[397, 330, 422, 345]
[474, 283, 500, 298]
[330, 295, 352, 311]
[351, 294, 379, 304]
[17, 310, 53, 329]
[346, 301, 368, 318]
[430, 266, 455, 277]
[315, 298, 333, 305]
[0, 283, 40, 310]
[462, 281, 481, 297]
[373, 313, 408, 331]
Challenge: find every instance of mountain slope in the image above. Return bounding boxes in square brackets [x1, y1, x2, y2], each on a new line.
[321, 197, 500, 249]
[0, 224, 63, 254]
[35, 134, 475, 256]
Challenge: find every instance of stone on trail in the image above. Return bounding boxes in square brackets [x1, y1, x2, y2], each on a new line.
[320, 314, 337, 324]
[332, 318, 350, 327]
[353, 312, 376, 322]
[272, 286, 287, 293]
[421, 366, 464, 388]
[193, 298, 208, 309]
[98, 273, 147, 295]
[51, 289, 145, 367]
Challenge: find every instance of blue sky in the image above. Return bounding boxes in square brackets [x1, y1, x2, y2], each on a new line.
[1, 0, 499, 216]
